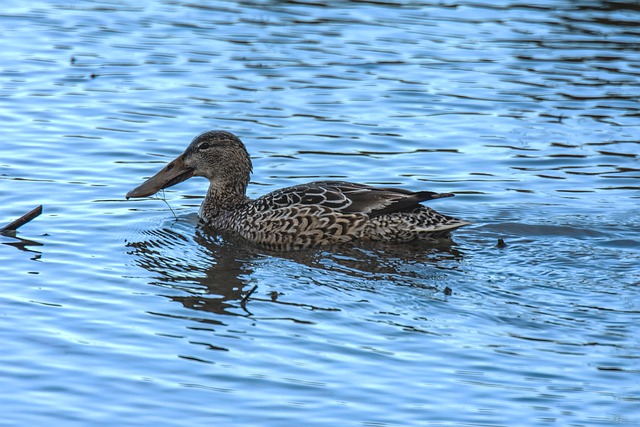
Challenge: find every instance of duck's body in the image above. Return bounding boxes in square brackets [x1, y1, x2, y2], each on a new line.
[127, 131, 469, 251]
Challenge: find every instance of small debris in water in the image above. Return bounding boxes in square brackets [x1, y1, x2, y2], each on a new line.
[240, 284, 258, 309]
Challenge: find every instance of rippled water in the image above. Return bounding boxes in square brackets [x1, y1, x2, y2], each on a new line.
[2, 1, 639, 426]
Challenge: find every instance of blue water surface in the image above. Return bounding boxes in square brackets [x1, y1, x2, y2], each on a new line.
[1, 1, 639, 426]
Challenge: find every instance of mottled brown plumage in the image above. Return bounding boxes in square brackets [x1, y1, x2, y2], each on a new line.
[127, 130, 470, 250]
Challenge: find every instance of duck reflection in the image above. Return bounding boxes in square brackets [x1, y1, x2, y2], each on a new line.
[125, 218, 464, 319]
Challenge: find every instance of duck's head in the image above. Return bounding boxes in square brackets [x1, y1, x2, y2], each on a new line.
[126, 130, 252, 199]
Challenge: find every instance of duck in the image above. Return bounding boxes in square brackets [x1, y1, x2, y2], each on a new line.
[126, 130, 470, 251]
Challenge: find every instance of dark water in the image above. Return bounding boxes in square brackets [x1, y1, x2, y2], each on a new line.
[1, 1, 639, 426]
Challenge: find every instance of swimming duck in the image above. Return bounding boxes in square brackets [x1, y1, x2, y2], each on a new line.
[126, 131, 469, 251]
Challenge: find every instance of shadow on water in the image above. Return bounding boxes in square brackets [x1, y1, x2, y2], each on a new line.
[125, 216, 465, 320]
[1, 232, 43, 259]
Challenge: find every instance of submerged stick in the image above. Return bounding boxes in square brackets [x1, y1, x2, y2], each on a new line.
[1, 205, 43, 233]
[240, 284, 258, 309]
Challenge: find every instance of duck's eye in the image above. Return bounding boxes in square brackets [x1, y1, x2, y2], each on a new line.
[198, 142, 211, 151]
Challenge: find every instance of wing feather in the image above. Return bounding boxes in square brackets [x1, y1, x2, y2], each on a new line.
[255, 180, 454, 218]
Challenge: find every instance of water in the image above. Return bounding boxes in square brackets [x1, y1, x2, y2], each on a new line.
[1, 0, 639, 425]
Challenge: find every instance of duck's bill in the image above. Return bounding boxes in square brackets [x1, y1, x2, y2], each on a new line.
[126, 156, 194, 199]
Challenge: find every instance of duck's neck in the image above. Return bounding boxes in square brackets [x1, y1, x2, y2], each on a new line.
[200, 178, 250, 220]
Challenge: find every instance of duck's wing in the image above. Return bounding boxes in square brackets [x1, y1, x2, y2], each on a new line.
[256, 180, 454, 218]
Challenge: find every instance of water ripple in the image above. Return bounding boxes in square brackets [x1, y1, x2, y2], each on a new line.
[2, 1, 640, 426]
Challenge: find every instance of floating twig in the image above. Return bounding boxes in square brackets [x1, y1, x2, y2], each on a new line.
[1, 205, 43, 233]
[240, 284, 258, 309]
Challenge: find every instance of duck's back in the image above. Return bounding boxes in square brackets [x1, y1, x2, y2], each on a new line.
[211, 181, 468, 250]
